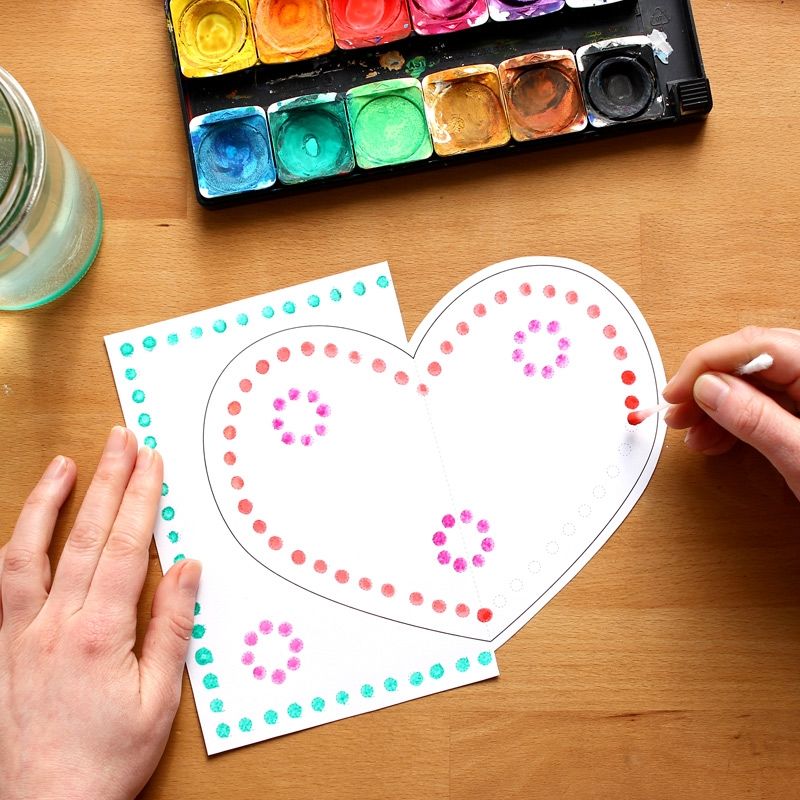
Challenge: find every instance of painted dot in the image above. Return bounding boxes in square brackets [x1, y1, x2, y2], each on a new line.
[523, 363, 536, 377]
[132, 389, 145, 403]
[167, 333, 179, 345]
[614, 346, 628, 360]
[268, 534, 283, 549]
[384, 677, 398, 692]
[432, 531, 446, 546]
[474, 303, 486, 317]
[314, 559, 327, 573]
[438, 550, 451, 565]
[625, 395, 640, 409]
[543, 285, 555, 298]
[287, 703, 302, 718]
[287, 657, 301, 671]
[603, 325, 617, 339]
[239, 379, 252, 393]
[359, 577, 372, 591]
[195, 648, 213, 665]
[301, 341, 315, 356]
[542, 366, 554, 379]
[256, 359, 269, 374]
[330, 288, 342, 302]
[203, 673, 219, 689]
[478, 651, 492, 666]
[456, 657, 470, 672]
[228, 401, 241, 416]
[239, 717, 253, 732]
[528, 319, 541, 332]
[477, 519, 489, 533]
[192, 624, 205, 639]
[242, 652, 255, 668]
[277, 347, 290, 362]
[237, 313, 249, 325]
[555, 354, 569, 368]
[394, 371, 409, 385]
[547, 321, 560, 334]
[481, 537, 494, 552]
[216, 723, 230, 738]
[410, 671, 423, 686]
[456, 603, 469, 618]
[477, 608, 493, 623]
[349, 351, 361, 364]
[124, 368, 137, 380]
[456, 321, 469, 335]
[622, 370, 636, 385]
[442, 514, 456, 528]
[335, 569, 349, 584]
[428, 362, 441, 377]
[311, 697, 325, 712]
[272, 670, 286, 684]
[361, 684, 374, 698]
[512, 349, 524, 363]
[244, 631, 258, 646]
[432, 599, 446, 613]
[588, 304, 600, 318]
[281, 432, 295, 445]
[324, 343, 338, 357]
[173, 554, 185, 563]
[213, 319, 227, 333]
[336, 691, 349, 705]
[289, 638, 303, 653]
[138, 413, 151, 427]
[441, 340, 453, 355]
[353, 281, 366, 296]
[494, 290, 507, 304]
[307, 294, 320, 308]
[238, 499, 252, 514]
[224, 451, 236, 465]
[566, 290, 578, 304]
[162, 507, 175, 521]
[381, 583, 395, 597]
[190, 326, 203, 339]
[167, 531, 179, 543]
[120, 343, 134, 357]
[253, 666, 266, 680]
[409, 592, 423, 606]
[417, 383, 429, 396]
[262, 306, 275, 319]
[264, 710, 278, 725]
[429, 663, 444, 679]
[144, 436, 156, 448]
[282, 301, 296, 314]
[161, 482, 169, 496]
[143, 336, 157, 351]
[288, 387, 299, 399]
[453, 558, 467, 573]
[372, 358, 386, 373]
[291, 550, 305, 565]
[514, 331, 526, 344]
[231, 477, 244, 492]
[520, 282, 532, 296]
[558, 337, 570, 350]
[223, 425, 236, 439]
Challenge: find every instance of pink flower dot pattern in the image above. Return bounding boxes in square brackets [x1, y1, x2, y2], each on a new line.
[272, 389, 330, 446]
[432, 511, 494, 573]
[241, 620, 303, 683]
[512, 320, 571, 379]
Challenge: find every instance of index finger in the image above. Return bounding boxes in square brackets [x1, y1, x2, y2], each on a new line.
[663, 327, 800, 404]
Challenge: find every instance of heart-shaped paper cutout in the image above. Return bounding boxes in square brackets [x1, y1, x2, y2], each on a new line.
[204, 259, 665, 643]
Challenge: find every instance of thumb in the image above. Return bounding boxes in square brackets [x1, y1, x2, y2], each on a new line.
[140, 558, 202, 717]
[693, 372, 800, 491]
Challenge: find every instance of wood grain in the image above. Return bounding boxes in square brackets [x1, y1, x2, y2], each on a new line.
[2, 1, 800, 798]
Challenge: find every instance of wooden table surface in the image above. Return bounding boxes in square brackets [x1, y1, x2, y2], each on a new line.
[2, 2, 800, 798]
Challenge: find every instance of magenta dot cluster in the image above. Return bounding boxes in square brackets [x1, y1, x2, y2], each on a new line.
[241, 619, 303, 683]
[272, 388, 330, 446]
[432, 510, 494, 573]
[511, 320, 570, 379]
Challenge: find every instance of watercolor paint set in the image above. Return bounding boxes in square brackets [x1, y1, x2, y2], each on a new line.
[165, 0, 711, 205]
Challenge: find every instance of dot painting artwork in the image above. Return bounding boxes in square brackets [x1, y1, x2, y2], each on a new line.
[105, 258, 666, 754]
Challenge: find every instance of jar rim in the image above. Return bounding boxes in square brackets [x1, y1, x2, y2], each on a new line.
[0, 66, 46, 247]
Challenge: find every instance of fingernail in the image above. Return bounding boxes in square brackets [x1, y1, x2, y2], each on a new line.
[694, 374, 730, 412]
[663, 405, 674, 425]
[45, 455, 67, 479]
[108, 426, 128, 453]
[136, 445, 154, 471]
[662, 377, 675, 398]
[179, 559, 202, 594]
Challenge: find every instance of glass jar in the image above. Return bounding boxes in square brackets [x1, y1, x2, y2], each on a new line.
[0, 66, 103, 310]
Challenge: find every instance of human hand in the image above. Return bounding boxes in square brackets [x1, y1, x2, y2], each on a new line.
[662, 326, 800, 500]
[0, 428, 201, 800]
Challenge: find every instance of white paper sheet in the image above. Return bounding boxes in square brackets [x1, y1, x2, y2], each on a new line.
[105, 257, 665, 753]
